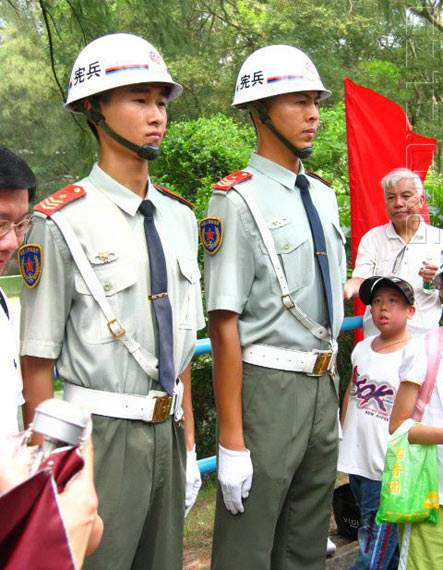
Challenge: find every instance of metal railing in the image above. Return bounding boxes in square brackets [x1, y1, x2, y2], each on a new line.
[196, 315, 364, 475]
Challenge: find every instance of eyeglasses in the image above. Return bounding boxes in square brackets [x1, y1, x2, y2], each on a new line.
[0, 217, 33, 240]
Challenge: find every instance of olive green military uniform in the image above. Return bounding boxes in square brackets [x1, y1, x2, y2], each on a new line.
[204, 153, 346, 570]
[20, 164, 205, 570]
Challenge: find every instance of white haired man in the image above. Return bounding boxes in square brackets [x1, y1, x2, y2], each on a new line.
[344, 167, 442, 336]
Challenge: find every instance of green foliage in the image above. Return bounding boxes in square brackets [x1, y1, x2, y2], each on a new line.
[425, 169, 443, 226]
[192, 355, 216, 458]
[151, 113, 255, 221]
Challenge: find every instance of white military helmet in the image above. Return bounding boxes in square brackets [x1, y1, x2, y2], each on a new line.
[65, 33, 182, 109]
[232, 44, 331, 108]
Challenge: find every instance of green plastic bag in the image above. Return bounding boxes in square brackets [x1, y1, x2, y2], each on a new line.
[376, 419, 440, 525]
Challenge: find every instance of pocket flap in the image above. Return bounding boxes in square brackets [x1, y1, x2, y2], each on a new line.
[177, 256, 200, 284]
[270, 224, 308, 255]
[332, 220, 347, 244]
[74, 260, 137, 296]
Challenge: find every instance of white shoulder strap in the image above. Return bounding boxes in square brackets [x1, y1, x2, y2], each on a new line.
[235, 188, 331, 342]
[51, 211, 159, 380]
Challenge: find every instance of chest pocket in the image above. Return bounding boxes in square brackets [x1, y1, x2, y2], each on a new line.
[177, 256, 200, 329]
[260, 221, 314, 294]
[73, 257, 137, 344]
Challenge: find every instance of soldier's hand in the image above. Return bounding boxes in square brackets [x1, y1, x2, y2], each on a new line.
[184, 446, 202, 517]
[217, 445, 253, 515]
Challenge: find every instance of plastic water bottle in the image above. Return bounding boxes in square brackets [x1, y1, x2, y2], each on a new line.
[422, 256, 435, 294]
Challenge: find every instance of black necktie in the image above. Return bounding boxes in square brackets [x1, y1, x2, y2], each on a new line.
[296, 173, 334, 329]
[138, 200, 175, 395]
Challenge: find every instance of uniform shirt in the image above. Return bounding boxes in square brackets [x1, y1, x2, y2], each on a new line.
[204, 153, 346, 351]
[338, 336, 415, 481]
[20, 164, 205, 395]
[399, 335, 443, 504]
[0, 288, 23, 436]
[352, 221, 443, 336]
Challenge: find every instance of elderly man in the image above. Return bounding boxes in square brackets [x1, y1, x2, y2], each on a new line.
[344, 168, 442, 336]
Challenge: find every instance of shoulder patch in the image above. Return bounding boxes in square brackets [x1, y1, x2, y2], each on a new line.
[212, 171, 252, 192]
[34, 185, 86, 216]
[18, 243, 43, 288]
[155, 184, 194, 209]
[199, 217, 224, 255]
[306, 171, 332, 188]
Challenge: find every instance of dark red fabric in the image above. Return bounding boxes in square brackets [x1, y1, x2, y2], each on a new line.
[344, 79, 437, 326]
[0, 447, 83, 570]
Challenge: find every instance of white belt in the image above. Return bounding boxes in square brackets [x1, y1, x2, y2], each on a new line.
[64, 383, 180, 423]
[242, 344, 335, 376]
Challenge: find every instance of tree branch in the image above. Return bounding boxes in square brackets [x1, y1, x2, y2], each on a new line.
[37, 0, 86, 132]
[410, 2, 443, 33]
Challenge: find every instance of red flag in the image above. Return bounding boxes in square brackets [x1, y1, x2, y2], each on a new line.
[0, 447, 84, 570]
[345, 79, 437, 324]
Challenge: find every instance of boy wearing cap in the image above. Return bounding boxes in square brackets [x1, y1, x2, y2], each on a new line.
[19, 34, 204, 570]
[339, 276, 417, 569]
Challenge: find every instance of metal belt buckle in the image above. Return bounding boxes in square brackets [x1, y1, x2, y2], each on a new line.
[107, 318, 126, 338]
[312, 351, 333, 376]
[152, 395, 173, 423]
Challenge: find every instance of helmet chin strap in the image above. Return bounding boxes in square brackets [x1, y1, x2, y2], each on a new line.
[85, 103, 161, 161]
[255, 103, 313, 160]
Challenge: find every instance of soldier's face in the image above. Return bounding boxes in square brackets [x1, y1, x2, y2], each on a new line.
[267, 91, 320, 151]
[0, 189, 29, 275]
[99, 83, 168, 156]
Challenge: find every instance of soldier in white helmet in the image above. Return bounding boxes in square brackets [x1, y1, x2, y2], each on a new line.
[201, 45, 346, 569]
[19, 33, 205, 570]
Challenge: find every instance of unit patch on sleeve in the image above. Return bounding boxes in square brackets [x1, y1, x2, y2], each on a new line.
[18, 243, 43, 288]
[200, 217, 224, 255]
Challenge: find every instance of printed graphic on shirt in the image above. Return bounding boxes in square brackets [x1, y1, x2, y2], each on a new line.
[351, 366, 396, 420]
[200, 217, 224, 255]
[18, 243, 43, 288]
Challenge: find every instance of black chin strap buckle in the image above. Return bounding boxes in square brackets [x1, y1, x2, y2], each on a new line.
[138, 144, 161, 161]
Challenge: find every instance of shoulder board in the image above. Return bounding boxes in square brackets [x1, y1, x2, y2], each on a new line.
[34, 184, 86, 215]
[306, 171, 332, 188]
[155, 184, 194, 209]
[212, 170, 252, 192]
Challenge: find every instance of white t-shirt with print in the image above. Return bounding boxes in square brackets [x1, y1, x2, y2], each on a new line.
[399, 333, 443, 504]
[338, 335, 417, 480]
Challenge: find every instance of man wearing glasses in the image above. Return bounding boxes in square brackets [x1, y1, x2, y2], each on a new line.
[344, 168, 442, 336]
[0, 146, 35, 437]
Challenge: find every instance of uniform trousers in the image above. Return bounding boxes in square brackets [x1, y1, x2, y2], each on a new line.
[211, 362, 339, 570]
[83, 415, 186, 570]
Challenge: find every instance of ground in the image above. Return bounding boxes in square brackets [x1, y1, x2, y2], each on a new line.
[183, 477, 358, 570]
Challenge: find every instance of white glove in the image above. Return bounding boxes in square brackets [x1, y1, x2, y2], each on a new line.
[218, 444, 253, 515]
[185, 446, 202, 517]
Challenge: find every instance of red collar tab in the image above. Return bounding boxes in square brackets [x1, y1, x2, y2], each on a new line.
[155, 184, 194, 209]
[213, 170, 252, 191]
[34, 185, 86, 215]
[306, 171, 332, 188]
